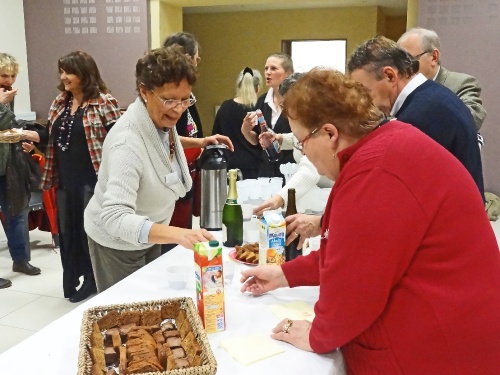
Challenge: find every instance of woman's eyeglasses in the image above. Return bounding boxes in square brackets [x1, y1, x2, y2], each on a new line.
[293, 126, 320, 152]
[150, 90, 196, 110]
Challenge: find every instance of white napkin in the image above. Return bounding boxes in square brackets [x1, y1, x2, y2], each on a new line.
[269, 301, 315, 322]
[219, 334, 285, 366]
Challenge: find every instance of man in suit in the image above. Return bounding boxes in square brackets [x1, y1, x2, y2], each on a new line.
[397, 27, 486, 146]
[347, 35, 484, 199]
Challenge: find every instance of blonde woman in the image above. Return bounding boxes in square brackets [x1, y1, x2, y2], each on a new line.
[212, 67, 262, 179]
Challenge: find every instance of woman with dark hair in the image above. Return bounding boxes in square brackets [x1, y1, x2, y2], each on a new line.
[160, 32, 204, 253]
[83, 47, 233, 293]
[24, 50, 121, 302]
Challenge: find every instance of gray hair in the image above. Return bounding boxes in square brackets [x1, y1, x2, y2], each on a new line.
[279, 72, 305, 96]
[398, 27, 441, 52]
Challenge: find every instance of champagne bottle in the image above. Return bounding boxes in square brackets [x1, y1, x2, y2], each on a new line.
[222, 169, 243, 247]
[256, 109, 281, 162]
[285, 188, 301, 261]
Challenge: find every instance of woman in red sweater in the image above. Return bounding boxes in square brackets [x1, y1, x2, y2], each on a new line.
[240, 69, 500, 374]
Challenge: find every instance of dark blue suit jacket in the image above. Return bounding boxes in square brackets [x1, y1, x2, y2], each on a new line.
[395, 80, 484, 198]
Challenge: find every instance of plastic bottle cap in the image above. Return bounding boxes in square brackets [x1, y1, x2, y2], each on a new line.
[209, 240, 219, 247]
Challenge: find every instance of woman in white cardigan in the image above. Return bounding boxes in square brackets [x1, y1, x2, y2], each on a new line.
[253, 74, 333, 216]
[84, 47, 233, 292]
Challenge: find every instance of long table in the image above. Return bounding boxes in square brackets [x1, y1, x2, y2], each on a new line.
[0, 239, 345, 374]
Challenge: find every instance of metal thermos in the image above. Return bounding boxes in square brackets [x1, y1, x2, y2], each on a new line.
[199, 145, 229, 230]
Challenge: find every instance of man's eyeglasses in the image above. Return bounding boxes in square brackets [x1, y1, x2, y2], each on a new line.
[293, 126, 321, 153]
[412, 50, 432, 60]
[150, 90, 196, 110]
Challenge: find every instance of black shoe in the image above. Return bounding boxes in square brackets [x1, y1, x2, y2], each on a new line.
[0, 278, 12, 289]
[12, 260, 41, 276]
[69, 279, 97, 303]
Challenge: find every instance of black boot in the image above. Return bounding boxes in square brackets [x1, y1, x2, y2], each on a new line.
[69, 275, 97, 303]
[0, 278, 12, 289]
[13, 260, 41, 275]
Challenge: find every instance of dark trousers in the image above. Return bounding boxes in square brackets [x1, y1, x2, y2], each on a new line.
[0, 175, 30, 262]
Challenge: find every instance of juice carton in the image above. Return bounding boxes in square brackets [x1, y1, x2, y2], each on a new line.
[193, 240, 225, 333]
[259, 210, 286, 265]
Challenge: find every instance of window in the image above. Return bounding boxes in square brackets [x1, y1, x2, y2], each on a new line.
[282, 39, 347, 73]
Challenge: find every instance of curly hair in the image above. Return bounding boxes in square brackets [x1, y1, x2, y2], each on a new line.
[347, 35, 419, 80]
[57, 51, 108, 100]
[136, 46, 197, 93]
[283, 68, 383, 138]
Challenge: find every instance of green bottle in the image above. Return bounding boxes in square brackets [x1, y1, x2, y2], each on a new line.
[222, 169, 243, 247]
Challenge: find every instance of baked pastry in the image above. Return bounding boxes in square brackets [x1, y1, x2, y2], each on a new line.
[97, 310, 120, 330]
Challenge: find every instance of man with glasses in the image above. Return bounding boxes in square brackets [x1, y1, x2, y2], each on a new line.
[398, 27, 486, 147]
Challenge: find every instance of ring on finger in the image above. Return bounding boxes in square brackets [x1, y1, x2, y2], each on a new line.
[282, 323, 291, 333]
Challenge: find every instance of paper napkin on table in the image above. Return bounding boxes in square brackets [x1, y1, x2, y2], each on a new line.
[269, 301, 315, 322]
[220, 334, 285, 366]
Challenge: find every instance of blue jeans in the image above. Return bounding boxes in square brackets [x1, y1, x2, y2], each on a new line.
[0, 175, 30, 262]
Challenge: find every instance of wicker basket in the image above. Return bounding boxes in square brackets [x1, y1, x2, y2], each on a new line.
[77, 297, 217, 375]
[0, 129, 24, 143]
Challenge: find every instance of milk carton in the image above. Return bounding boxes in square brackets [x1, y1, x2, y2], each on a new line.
[193, 240, 225, 333]
[259, 210, 286, 265]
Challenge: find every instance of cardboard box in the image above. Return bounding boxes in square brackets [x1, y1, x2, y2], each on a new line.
[193, 241, 225, 333]
[259, 211, 286, 265]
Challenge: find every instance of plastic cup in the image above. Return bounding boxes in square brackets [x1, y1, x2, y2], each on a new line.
[223, 260, 236, 285]
[166, 265, 189, 290]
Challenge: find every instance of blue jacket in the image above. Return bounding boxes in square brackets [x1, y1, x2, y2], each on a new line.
[395, 80, 484, 198]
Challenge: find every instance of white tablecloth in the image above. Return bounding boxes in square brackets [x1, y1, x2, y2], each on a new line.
[0, 240, 345, 374]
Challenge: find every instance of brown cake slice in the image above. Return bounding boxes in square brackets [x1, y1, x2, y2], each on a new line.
[166, 336, 182, 347]
[160, 320, 175, 331]
[187, 352, 203, 367]
[118, 346, 127, 374]
[170, 347, 186, 359]
[90, 322, 104, 349]
[127, 360, 160, 374]
[90, 347, 106, 374]
[161, 303, 181, 319]
[141, 309, 162, 326]
[104, 347, 118, 367]
[174, 358, 190, 368]
[152, 330, 165, 344]
[157, 343, 168, 369]
[119, 310, 141, 326]
[163, 329, 180, 338]
[97, 310, 120, 330]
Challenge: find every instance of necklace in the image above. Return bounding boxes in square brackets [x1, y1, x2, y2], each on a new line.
[165, 128, 175, 161]
[57, 96, 81, 151]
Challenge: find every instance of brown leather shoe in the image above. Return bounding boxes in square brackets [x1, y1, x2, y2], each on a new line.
[12, 261, 41, 276]
[0, 278, 12, 289]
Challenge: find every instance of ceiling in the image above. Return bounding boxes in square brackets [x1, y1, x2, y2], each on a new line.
[169, 0, 408, 17]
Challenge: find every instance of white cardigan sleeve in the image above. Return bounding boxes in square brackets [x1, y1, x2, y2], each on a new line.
[276, 155, 321, 206]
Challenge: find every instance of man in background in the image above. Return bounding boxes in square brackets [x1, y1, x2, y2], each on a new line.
[347, 35, 484, 199]
[398, 27, 486, 147]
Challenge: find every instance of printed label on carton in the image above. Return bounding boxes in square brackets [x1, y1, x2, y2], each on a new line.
[193, 242, 225, 333]
[259, 211, 286, 265]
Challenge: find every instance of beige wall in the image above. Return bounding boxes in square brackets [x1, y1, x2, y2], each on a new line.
[150, 0, 183, 48]
[184, 6, 384, 134]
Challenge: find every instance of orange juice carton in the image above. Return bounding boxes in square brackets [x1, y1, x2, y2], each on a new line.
[259, 210, 286, 265]
[193, 240, 225, 333]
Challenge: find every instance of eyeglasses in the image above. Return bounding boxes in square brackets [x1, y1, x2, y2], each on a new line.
[150, 90, 196, 110]
[412, 50, 432, 60]
[293, 126, 321, 153]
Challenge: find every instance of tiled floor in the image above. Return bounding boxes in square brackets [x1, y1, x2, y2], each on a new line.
[1, 219, 500, 356]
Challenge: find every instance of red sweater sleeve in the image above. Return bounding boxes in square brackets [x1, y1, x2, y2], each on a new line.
[308, 167, 430, 353]
[282, 249, 321, 286]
